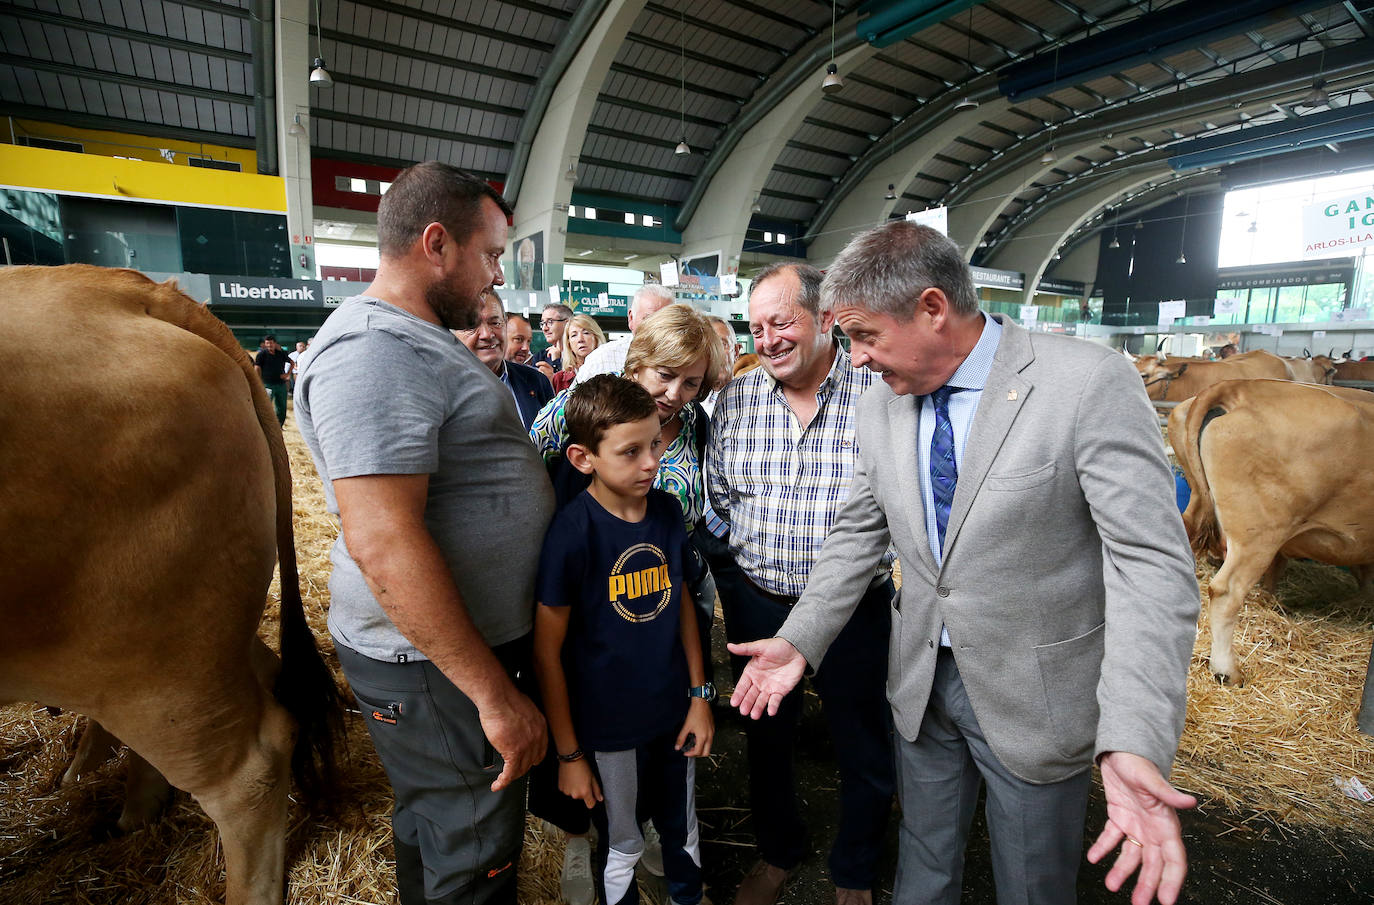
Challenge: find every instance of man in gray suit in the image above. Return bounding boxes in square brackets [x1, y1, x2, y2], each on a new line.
[729, 221, 1199, 905]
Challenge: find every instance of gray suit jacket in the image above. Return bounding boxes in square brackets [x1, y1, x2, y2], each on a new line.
[778, 315, 1198, 784]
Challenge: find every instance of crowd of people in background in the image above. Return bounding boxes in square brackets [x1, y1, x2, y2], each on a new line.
[284, 161, 1199, 905]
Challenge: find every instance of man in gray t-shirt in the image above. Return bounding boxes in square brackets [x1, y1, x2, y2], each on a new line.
[294, 162, 552, 905]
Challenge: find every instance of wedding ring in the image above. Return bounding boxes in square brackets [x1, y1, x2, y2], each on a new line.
[1126, 837, 1143, 847]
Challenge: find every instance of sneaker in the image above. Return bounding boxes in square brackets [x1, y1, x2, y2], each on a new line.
[640, 821, 665, 877]
[561, 835, 595, 905]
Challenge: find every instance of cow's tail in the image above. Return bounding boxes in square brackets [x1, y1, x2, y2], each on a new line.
[1178, 385, 1230, 560]
[144, 274, 343, 814]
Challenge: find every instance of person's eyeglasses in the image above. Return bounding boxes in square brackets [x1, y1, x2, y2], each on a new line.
[540, 317, 567, 327]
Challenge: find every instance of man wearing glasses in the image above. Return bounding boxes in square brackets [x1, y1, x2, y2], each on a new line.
[536, 304, 574, 374]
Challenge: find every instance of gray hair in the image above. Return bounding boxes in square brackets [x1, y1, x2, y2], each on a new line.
[752, 263, 825, 319]
[633, 283, 675, 309]
[630, 283, 675, 328]
[821, 222, 978, 320]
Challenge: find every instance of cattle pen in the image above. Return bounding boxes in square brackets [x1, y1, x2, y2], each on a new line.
[1, 414, 1372, 905]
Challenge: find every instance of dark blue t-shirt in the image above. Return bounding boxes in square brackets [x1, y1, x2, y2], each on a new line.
[537, 488, 704, 750]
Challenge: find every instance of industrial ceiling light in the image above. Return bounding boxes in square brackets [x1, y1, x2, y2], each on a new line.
[751, 195, 762, 213]
[885, 184, 897, 200]
[675, 4, 690, 155]
[1108, 205, 1120, 249]
[953, 6, 978, 111]
[822, 1, 843, 93]
[1041, 147, 1056, 165]
[1302, 77, 1330, 108]
[287, 113, 306, 137]
[1176, 193, 1189, 264]
[309, 0, 332, 86]
[822, 62, 845, 94]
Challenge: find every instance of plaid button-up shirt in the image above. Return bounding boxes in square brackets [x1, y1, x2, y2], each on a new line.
[707, 343, 895, 597]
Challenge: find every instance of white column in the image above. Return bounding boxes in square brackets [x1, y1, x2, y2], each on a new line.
[276, 0, 315, 279]
[510, 0, 646, 293]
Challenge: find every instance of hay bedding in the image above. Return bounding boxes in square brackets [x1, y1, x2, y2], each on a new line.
[1173, 558, 1374, 844]
[0, 416, 669, 905]
[2, 418, 1372, 903]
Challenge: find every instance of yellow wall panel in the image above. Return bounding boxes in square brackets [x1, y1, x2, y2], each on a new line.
[6, 119, 257, 170]
[0, 144, 285, 213]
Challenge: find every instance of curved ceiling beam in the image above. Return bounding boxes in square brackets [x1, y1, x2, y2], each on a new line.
[983, 166, 1188, 303]
[678, 40, 872, 267]
[981, 151, 1180, 257]
[1055, 176, 1225, 263]
[671, 10, 869, 233]
[803, 74, 1005, 265]
[944, 39, 1374, 250]
[501, 0, 618, 207]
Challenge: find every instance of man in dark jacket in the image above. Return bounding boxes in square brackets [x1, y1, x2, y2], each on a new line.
[458, 291, 554, 430]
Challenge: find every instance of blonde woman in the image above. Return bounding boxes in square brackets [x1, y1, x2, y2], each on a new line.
[551, 314, 607, 391]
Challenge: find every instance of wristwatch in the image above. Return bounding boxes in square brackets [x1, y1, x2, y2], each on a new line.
[688, 682, 717, 703]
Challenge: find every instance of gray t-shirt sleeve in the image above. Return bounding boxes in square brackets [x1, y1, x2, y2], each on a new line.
[305, 329, 443, 479]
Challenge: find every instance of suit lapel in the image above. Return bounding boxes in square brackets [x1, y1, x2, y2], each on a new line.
[942, 316, 1034, 558]
[888, 391, 940, 579]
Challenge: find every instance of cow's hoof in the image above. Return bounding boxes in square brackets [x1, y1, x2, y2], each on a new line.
[1210, 668, 1245, 688]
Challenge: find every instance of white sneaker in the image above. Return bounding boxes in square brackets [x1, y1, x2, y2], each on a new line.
[561, 835, 596, 905]
[639, 821, 665, 877]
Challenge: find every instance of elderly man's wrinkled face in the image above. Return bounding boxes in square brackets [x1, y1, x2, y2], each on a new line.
[455, 295, 506, 373]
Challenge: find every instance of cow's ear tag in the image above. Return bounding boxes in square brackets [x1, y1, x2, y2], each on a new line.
[1007, 390, 1017, 401]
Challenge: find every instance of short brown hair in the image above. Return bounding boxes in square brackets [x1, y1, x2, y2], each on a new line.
[623, 304, 727, 396]
[376, 162, 513, 257]
[566, 374, 658, 453]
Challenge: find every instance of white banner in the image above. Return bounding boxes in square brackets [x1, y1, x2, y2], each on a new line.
[721, 273, 738, 295]
[1214, 297, 1243, 315]
[1019, 304, 1039, 325]
[905, 206, 949, 235]
[1331, 306, 1371, 322]
[1303, 192, 1374, 257]
[660, 261, 680, 287]
[1157, 299, 1186, 327]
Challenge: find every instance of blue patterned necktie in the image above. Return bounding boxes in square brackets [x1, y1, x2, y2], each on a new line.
[929, 386, 960, 554]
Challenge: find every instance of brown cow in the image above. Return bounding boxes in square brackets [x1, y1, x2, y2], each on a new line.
[0, 265, 340, 905]
[1170, 378, 1374, 685]
[1284, 352, 1337, 384]
[1133, 349, 1294, 401]
[1335, 358, 1374, 383]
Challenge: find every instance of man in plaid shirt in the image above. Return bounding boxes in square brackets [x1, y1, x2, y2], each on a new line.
[706, 263, 895, 905]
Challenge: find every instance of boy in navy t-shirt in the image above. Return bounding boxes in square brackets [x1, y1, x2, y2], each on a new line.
[534, 375, 714, 905]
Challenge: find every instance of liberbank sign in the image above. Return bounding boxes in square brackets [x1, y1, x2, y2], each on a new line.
[210, 276, 326, 307]
[1303, 192, 1374, 256]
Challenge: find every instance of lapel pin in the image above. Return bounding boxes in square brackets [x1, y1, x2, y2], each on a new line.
[1007, 390, 1017, 401]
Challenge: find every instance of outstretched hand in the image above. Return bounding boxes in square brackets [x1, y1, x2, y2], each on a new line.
[1087, 751, 1197, 905]
[726, 638, 807, 719]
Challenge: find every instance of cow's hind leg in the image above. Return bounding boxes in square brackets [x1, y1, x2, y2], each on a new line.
[62, 718, 119, 785]
[1206, 543, 1274, 686]
[105, 637, 296, 905]
[118, 750, 173, 832]
[62, 719, 176, 831]
[190, 638, 297, 905]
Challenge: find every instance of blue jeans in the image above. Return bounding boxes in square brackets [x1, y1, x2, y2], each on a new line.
[722, 573, 895, 890]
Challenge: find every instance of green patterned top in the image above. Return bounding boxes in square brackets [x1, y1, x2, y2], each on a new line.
[528, 379, 704, 531]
